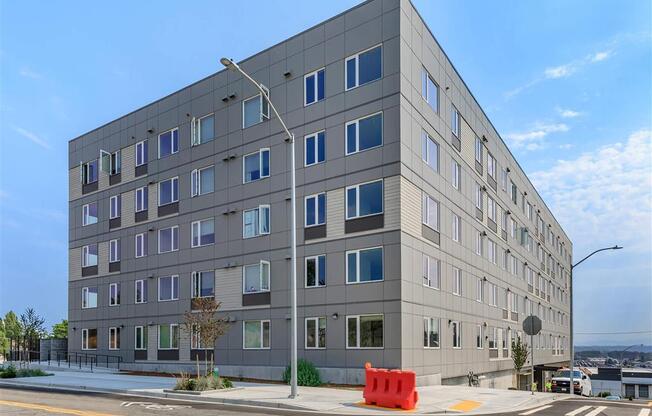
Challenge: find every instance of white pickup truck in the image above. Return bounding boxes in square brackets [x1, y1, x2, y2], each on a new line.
[551, 368, 592, 396]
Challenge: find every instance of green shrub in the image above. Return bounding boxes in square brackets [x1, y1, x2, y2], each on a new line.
[195, 376, 210, 391]
[15, 369, 50, 377]
[175, 374, 233, 391]
[282, 359, 321, 387]
[598, 391, 611, 398]
[221, 377, 233, 388]
[0, 365, 17, 378]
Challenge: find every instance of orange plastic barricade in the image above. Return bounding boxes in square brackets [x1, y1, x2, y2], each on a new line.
[363, 362, 419, 410]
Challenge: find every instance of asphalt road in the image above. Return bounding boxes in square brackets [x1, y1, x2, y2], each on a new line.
[0, 387, 275, 416]
[505, 398, 652, 416]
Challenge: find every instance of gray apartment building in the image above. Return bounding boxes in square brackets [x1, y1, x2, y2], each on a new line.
[68, 0, 572, 386]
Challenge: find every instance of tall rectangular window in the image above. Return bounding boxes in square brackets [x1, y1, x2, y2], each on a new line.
[421, 68, 438, 112]
[475, 136, 483, 164]
[452, 321, 461, 348]
[423, 317, 440, 348]
[81, 287, 98, 309]
[135, 186, 148, 212]
[476, 231, 483, 256]
[81, 160, 98, 184]
[192, 271, 215, 298]
[109, 195, 121, 219]
[346, 314, 383, 349]
[82, 244, 98, 267]
[109, 239, 120, 263]
[305, 193, 326, 227]
[191, 113, 215, 146]
[452, 213, 461, 243]
[158, 177, 179, 206]
[487, 153, 496, 179]
[511, 182, 518, 204]
[109, 282, 120, 306]
[422, 255, 440, 289]
[305, 317, 326, 349]
[81, 328, 97, 350]
[476, 278, 485, 303]
[82, 202, 98, 226]
[243, 320, 270, 349]
[451, 106, 460, 137]
[135, 326, 148, 350]
[158, 226, 179, 253]
[345, 112, 383, 155]
[191, 218, 215, 247]
[421, 131, 439, 172]
[305, 255, 326, 287]
[346, 247, 383, 284]
[242, 86, 270, 128]
[135, 233, 147, 258]
[136, 140, 148, 166]
[243, 149, 270, 183]
[452, 267, 462, 296]
[345, 44, 382, 90]
[158, 324, 179, 349]
[488, 196, 497, 222]
[476, 325, 484, 349]
[346, 180, 383, 219]
[501, 167, 508, 191]
[158, 275, 179, 301]
[108, 150, 121, 175]
[243, 261, 270, 294]
[135, 279, 148, 304]
[243, 205, 270, 238]
[422, 194, 439, 231]
[191, 166, 215, 197]
[451, 160, 461, 190]
[304, 131, 325, 166]
[158, 128, 179, 159]
[475, 182, 483, 211]
[304, 68, 325, 106]
[487, 239, 496, 264]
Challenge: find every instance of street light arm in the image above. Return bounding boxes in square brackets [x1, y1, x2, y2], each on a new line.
[572, 245, 623, 269]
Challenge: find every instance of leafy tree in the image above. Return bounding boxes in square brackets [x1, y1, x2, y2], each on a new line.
[51, 320, 68, 339]
[512, 335, 529, 388]
[3, 311, 22, 353]
[19, 308, 46, 358]
[0, 319, 8, 357]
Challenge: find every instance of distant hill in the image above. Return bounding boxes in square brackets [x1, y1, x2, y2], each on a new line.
[576, 345, 652, 353]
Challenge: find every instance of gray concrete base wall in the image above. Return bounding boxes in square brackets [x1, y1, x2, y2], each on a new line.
[442, 368, 515, 389]
[40, 338, 68, 360]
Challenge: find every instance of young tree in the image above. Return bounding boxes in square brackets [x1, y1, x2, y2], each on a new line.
[512, 335, 529, 389]
[0, 319, 8, 358]
[51, 319, 68, 339]
[19, 308, 46, 360]
[3, 311, 22, 354]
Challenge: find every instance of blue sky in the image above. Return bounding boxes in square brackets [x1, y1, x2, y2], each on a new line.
[1, 0, 650, 345]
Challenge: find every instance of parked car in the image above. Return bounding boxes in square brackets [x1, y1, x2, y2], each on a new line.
[551, 368, 593, 396]
[605, 395, 621, 401]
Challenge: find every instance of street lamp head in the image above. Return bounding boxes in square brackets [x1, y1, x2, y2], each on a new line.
[612, 245, 623, 250]
[220, 57, 237, 71]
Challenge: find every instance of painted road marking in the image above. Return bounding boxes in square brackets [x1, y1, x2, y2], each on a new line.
[121, 401, 191, 410]
[519, 405, 553, 415]
[638, 409, 651, 416]
[585, 406, 607, 416]
[0, 399, 114, 416]
[449, 400, 482, 412]
[566, 405, 591, 416]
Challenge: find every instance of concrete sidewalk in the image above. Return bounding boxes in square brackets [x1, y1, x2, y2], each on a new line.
[0, 369, 569, 415]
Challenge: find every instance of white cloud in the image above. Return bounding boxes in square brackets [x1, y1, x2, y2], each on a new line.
[530, 129, 652, 254]
[18, 67, 43, 79]
[557, 108, 582, 118]
[505, 123, 569, 151]
[558, 143, 574, 150]
[12, 126, 52, 150]
[544, 64, 577, 79]
[591, 50, 611, 62]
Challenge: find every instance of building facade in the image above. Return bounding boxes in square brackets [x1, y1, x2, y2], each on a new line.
[68, 0, 572, 386]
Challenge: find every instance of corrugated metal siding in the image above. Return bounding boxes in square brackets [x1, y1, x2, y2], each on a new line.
[384, 176, 400, 229]
[121, 145, 135, 182]
[69, 166, 81, 201]
[69, 248, 81, 281]
[122, 190, 135, 228]
[400, 177, 422, 237]
[215, 268, 242, 311]
[98, 241, 109, 275]
[326, 188, 344, 238]
[149, 183, 158, 220]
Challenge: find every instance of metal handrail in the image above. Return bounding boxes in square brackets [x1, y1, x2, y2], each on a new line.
[7, 350, 122, 372]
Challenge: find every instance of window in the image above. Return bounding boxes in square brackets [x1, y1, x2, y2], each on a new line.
[158, 177, 179, 206]
[487, 239, 496, 264]
[488, 327, 497, 349]
[81, 287, 98, 309]
[452, 213, 461, 243]
[82, 244, 98, 267]
[451, 160, 461, 190]
[346, 247, 383, 284]
[158, 128, 179, 158]
[422, 255, 440, 289]
[345, 112, 383, 155]
[345, 44, 382, 90]
[135, 186, 148, 212]
[304, 131, 325, 166]
[421, 68, 438, 112]
[475, 231, 483, 256]
[242, 86, 270, 128]
[490, 283, 498, 306]
[475, 136, 483, 165]
[192, 271, 215, 298]
[511, 182, 518, 204]
[191, 166, 215, 197]
[304, 68, 325, 106]
[243, 261, 270, 294]
[243, 205, 270, 238]
[526, 201, 533, 221]
[191, 114, 215, 146]
[510, 217, 517, 239]
[487, 153, 496, 179]
[305, 317, 326, 349]
[451, 106, 460, 137]
[305, 255, 326, 288]
[476, 325, 484, 349]
[81, 160, 98, 184]
[109, 195, 121, 219]
[304, 193, 325, 227]
[501, 167, 508, 191]
[346, 180, 383, 219]
[82, 202, 98, 226]
[423, 317, 440, 348]
[452, 321, 461, 348]
[158, 226, 179, 253]
[81, 328, 97, 350]
[135, 233, 147, 258]
[158, 324, 179, 349]
[109, 239, 120, 263]
[346, 314, 383, 349]
[135, 279, 147, 304]
[422, 194, 439, 231]
[243, 320, 270, 349]
[191, 324, 211, 349]
[488, 196, 497, 222]
[475, 182, 483, 211]
[191, 218, 215, 247]
[136, 140, 148, 166]
[421, 131, 439, 171]
[452, 267, 462, 296]
[158, 275, 179, 301]
[109, 327, 120, 350]
[104, 150, 121, 175]
[135, 326, 148, 350]
[243, 148, 270, 183]
[476, 278, 485, 302]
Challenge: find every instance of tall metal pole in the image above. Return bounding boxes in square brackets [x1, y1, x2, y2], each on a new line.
[530, 311, 534, 395]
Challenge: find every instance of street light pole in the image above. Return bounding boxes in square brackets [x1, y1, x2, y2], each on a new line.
[569, 245, 622, 395]
[619, 344, 643, 367]
[220, 57, 298, 398]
